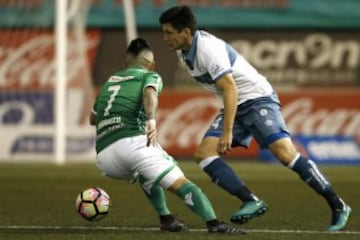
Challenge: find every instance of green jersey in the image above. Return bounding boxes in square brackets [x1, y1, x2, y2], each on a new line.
[92, 66, 163, 153]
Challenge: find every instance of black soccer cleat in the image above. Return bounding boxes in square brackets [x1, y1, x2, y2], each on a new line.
[207, 221, 247, 234]
[160, 218, 189, 232]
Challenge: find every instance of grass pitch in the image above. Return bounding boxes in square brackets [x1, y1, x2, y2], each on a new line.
[0, 160, 359, 240]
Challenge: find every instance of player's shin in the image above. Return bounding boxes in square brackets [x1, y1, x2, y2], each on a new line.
[200, 157, 258, 202]
[139, 175, 171, 215]
[177, 182, 217, 221]
[288, 154, 343, 209]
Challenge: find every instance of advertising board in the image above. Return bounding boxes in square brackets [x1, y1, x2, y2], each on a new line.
[0, 30, 358, 163]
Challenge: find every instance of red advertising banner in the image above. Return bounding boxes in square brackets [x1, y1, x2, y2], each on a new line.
[0, 30, 101, 126]
[0, 30, 101, 161]
[157, 89, 360, 159]
[0, 30, 100, 90]
[279, 88, 360, 136]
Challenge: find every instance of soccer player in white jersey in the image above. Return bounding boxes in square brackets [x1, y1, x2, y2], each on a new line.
[90, 38, 245, 234]
[159, 5, 351, 232]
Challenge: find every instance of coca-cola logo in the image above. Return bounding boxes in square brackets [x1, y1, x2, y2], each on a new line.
[0, 31, 100, 89]
[157, 97, 219, 148]
[282, 98, 360, 136]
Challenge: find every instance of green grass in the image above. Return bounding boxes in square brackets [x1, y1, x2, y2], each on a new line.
[0, 160, 359, 240]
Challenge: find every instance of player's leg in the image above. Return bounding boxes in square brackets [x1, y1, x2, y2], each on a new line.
[96, 138, 133, 180]
[96, 136, 185, 232]
[133, 136, 244, 233]
[120, 136, 187, 232]
[268, 138, 351, 232]
[248, 93, 351, 231]
[138, 175, 170, 215]
[96, 138, 188, 231]
[195, 116, 267, 224]
[135, 142, 244, 234]
[196, 137, 258, 202]
[137, 175, 187, 232]
[160, 167, 246, 234]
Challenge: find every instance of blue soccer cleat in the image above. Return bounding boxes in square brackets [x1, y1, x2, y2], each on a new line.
[327, 204, 352, 232]
[230, 200, 268, 224]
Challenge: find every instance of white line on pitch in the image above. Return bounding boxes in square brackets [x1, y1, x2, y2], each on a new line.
[0, 226, 359, 235]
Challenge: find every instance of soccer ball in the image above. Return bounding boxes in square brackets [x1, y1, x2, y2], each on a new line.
[75, 187, 111, 221]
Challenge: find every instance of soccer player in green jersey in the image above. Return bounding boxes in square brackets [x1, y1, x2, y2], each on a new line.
[90, 38, 245, 234]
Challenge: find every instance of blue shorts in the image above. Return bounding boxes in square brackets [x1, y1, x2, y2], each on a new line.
[204, 92, 290, 149]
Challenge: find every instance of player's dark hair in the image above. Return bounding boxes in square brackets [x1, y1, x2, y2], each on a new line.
[126, 38, 152, 56]
[159, 5, 197, 35]
[125, 38, 154, 66]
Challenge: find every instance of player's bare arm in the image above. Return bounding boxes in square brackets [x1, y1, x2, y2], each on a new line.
[143, 86, 158, 146]
[215, 74, 238, 154]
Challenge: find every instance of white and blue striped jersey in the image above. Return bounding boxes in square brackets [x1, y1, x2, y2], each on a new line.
[177, 30, 273, 107]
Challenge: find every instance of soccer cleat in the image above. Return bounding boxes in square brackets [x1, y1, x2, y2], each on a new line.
[230, 200, 268, 224]
[327, 204, 352, 232]
[160, 218, 188, 232]
[208, 221, 247, 234]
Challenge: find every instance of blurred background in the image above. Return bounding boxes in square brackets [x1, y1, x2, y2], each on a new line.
[0, 0, 359, 165]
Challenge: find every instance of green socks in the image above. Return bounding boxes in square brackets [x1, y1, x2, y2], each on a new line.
[177, 182, 217, 221]
[139, 176, 171, 216]
[140, 176, 217, 222]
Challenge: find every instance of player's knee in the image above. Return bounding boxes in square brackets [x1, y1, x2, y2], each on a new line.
[276, 152, 294, 165]
[269, 138, 298, 164]
[193, 150, 202, 163]
[273, 148, 298, 165]
[168, 176, 190, 193]
[194, 137, 219, 162]
[194, 147, 211, 163]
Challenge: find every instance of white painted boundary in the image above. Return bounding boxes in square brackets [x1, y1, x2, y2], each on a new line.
[0, 226, 359, 235]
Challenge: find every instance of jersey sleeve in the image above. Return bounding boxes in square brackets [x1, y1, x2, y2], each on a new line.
[199, 37, 232, 81]
[143, 72, 163, 95]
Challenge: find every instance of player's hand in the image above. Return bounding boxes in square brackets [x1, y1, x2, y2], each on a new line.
[146, 119, 157, 147]
[217, 131, 232, 155]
